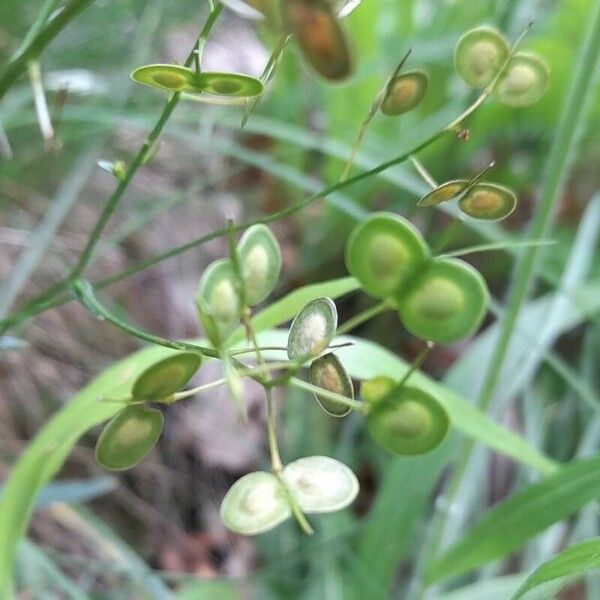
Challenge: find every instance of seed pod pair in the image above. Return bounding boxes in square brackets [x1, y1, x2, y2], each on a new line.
[455, 27, 549, 107]
[418, 180, 517, 221]
[95, 353, 201, 470]
[131, 65, 264, 98]
[196, 224, 281, 346]
[363, 376, 449, 455]
[220, 455, 358, 534]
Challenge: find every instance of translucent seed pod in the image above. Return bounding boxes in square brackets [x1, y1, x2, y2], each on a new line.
[345, 212, 429, 300]
[397, 258, 489, 344]
[367, 385, 449, 455]
[132, 352, 202, 402]
[458, 182, 517, 221]
[361, 375, 395, 404]
[283, 456, 359, 513]
[309, 353, 354, 417]
[196, 259, 241, 347]
[95, 406, 164, 471]
[283, 0, 353, 82]
[195, 72, 264, 98]
[381, 70, 429, 116]
[237, 224, 282, 306]
[131, 64, 198, 93]
[220, 471, 291, 535]
[417, 180, 468, 207]
[287, 297, 338, 362]
[495, 52, 549, 108]
[454, 26, 509, 87]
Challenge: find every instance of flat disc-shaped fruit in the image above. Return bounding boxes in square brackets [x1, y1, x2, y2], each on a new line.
[454, 27, 509, 87]
[458, 183, 517, 221]
[495, 52, 549, 108]
[131, 64, 198, 93]
[367, 385, 449, 455]
[95, 406, 164, 471]
[283, 456, 359, 513]
[196, 259, 241, 346]
[309, 353, 353, 417]
[237, 224, 281, 306]
[417, 180, 468, 207]
[132, 352, 201, 401]
[195, 72, 264, 98]
[381, 70, 429, 116]
[287, 297, 337, 361]
[283, 0, 353, 81]
[220, 472, 291, 535]
[398, 258, 488, 344]
[345, 212, 429, 299]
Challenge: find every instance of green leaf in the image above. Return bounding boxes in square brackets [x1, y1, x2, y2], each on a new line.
[438, 575, 526, 600]
[512, 538, 600, 599]
[427, 456, 600, 584]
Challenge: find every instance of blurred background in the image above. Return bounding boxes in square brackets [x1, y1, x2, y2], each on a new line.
[1, 0, 599, 597]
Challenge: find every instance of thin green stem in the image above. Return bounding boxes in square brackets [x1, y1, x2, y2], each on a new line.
[410, 155, 438, 189]
[336, 301, 390, 335]
[275, 471, 314, 535]
[396, 342, 434, 389]
[289, 377, 367, 413]
[265, 388, 283, 473]
[439, 238, 556, 259]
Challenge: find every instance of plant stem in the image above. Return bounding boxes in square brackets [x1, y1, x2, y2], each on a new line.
[336, 301, 390, 335]
[410, 155, 438, 189]
[417, 6, 600, 595]
[396, 342, 434, 389]
[439, 239, 556, 259]
[289, 377, 367, 413]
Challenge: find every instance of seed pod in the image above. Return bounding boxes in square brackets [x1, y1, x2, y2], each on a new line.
[458, 182, 517, 221]
[381, 70, 429, 116]
[454, 27, 509, 87]
[367, 385, 449, 455]
[195, 72, 264, 98]
[309, 353, 353, 417]
[283, 456, 359, 513]
[221, 0, 361, 20]
[495, 52, 549, 107]
[220, 471, 291, 535]
[287, 297, 337, 361]
[283, 0, 353, 81]
[95, 406, 164, 471]
[361, 375, 395, 404]
[132, 352, 201, 402]
[196, 259, 241, 346]
[131, 64, 198, 93]
[397, 258, 488, 344]
[237, 224, 282, 306]
[345, 212, 429, 300]
[417, 180, 468, 207]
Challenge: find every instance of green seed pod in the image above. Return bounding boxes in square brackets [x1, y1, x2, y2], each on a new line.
[458, 182, 517, 221]
[220, 471, 291, 535]
[237, 224, 282, 306]
[283, 456, 358, 513]
[381, 70, 429, 116]
[454, 27, 509, 87]
[287, 297, 337, 362]
[131, 64, 198, 93]
[309, 353, 353, 417]
[361, 375, 395, 404]
[345, 212, 429, 300]
[95, 406, 164, 471]
[195, 72, 264, 98]
[196, 259, 241, 346]
[367, 385, 449, 455]
[132, 352, 201, 402]
[283, 0, 353, 81]
[495, 52, 549, 107]
[398, 258, 488, 344]
[417, 180, 468, 207]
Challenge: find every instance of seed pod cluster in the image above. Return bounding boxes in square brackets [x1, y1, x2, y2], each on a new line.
[346, 213, 489, 343]
[455, 26, 549, 107]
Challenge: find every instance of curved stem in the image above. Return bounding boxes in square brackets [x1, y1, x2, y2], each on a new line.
[410, 155, 438, 189]
[336, 301, 390, 335]
[396, 342, 434, 389]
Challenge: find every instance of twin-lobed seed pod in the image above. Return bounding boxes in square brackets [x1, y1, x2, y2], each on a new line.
[346, 213, 489, 343]
[363, 376, 449, 455]
[418, 179, 517, 221]
[454, 26, 549, 107]
[131, 65, 264, 98]
[196, 224, 282, 347]
[220, 455, 358, 534]
[95, 352, 202, 470]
